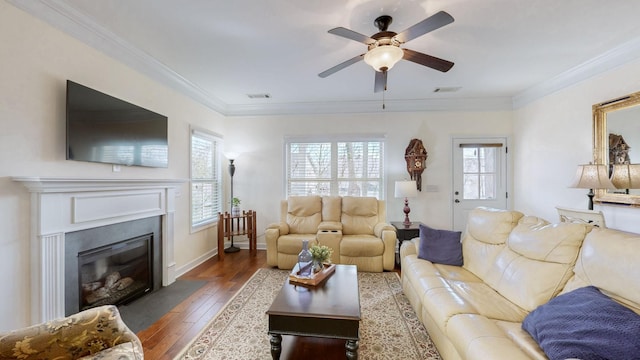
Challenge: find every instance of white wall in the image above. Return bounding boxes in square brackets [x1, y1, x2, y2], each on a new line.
[225, 111, 513, 237]
[513, 59, 640, 233]
[0, 2, 224, 330]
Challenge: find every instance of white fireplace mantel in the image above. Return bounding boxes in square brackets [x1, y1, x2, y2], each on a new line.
[13, 177, 186, 324]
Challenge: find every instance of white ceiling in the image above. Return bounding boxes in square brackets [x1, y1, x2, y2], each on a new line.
[10, 0, 640, 116]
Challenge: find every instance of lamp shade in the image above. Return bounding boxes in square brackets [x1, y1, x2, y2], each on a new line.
[364, 45, 404, 72]
[224, 152, 239, 160]
[570, 164, 616, 190]
[394, 180, 418, 198]
[610, 164, 640, 189]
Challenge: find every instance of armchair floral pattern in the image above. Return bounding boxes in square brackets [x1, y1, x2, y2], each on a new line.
[0, 305, 143, 359]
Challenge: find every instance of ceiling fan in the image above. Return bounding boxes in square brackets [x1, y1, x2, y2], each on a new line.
[318, 11, 455, 93]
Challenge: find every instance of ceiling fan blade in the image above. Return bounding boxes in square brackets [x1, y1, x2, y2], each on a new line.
[402, 48, 454, 72]
[318, 54, 365, 78]
[394, 11, 454, 43]
[328, 27, 376, 45]
[374, 71, 387, 93]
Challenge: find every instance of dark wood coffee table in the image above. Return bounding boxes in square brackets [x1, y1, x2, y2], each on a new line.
[266, 264, 361, 360]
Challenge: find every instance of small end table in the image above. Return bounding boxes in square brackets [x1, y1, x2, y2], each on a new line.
[391, 221, 424, 266]
[217, 210, 257, 261]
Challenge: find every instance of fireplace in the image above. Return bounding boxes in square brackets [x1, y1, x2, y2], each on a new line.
[65, 217, 162, 315]
[13, 177, 184, 324]
[78, 233, 152, 311]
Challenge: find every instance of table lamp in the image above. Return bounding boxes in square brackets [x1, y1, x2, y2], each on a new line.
[394, 180, 418, 226]
[570, 163, 616, 210]
[610, 164, 640, 191]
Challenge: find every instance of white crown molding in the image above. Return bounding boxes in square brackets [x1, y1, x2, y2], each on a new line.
[513, 37, 640, 108]
[10, 0, 640, 116]
[224, 97, 514, 116]
[8, 0, 229, 113]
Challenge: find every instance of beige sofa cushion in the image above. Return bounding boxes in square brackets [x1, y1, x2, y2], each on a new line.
[286, 196, 322, 234]
[483, 216, 589, 311]
[462, 207, 524, 280]
[322, 196, 342, 222]
[563, 227, 640, 313]
[340, 235, 384, 256]
[446, 315, 536, 360]
[341, 196, 379, 235]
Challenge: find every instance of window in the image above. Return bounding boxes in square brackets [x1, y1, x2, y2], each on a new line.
[285, 136, 385, 198]
[191, 128, 222, 229]
[461, 144, 501, 200]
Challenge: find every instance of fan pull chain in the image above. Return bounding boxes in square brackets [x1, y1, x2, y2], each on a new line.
[382, 89, 386, 110]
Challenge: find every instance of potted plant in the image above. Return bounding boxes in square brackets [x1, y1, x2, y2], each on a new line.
[231, 197, 241, 216]
[309, 244, 333, 273]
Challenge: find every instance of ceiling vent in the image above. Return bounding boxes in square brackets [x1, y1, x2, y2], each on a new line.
[433, 87, 461, 93]
[247, 93, 271, 99]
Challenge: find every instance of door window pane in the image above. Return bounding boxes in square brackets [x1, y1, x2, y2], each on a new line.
[462, 146, 498, 200]
[463, 148, 479, 172]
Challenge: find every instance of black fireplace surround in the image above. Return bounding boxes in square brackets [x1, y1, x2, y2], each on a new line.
[65, 217, 162, 316]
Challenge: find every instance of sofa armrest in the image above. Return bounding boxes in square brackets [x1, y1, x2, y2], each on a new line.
[0, 305, 142, 360]
[381, 226, 397, 271]
[266, 222, 289, 235]
[318, 221, 342, 231]
[374, 222, 396, 238]
[400, 237, 419, 258]
[265, 225, 286, 267]
[372, 222, 397, 271]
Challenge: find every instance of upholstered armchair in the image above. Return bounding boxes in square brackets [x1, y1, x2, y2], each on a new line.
[339, 196, 396, 272]
[0, 305, 143, 359]
[266, 196, 323, 269]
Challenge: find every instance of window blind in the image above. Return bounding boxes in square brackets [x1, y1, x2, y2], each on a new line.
[191, 129, 222, 228]
[286, 138, 384, 198]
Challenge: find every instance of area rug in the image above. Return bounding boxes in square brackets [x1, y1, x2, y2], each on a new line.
[174, 268, 441, 360]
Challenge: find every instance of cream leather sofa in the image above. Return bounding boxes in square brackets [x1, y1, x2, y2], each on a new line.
[266, 195, 396, 272]
[401, 207, 640, 359]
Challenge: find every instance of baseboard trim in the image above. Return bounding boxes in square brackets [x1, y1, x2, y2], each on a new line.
[174, 249, 216, 278]
[174, 243, 266, 278]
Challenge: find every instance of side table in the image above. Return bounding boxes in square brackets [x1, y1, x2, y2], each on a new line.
[391, 221, 424, 266]
[217, 210, 257, 261]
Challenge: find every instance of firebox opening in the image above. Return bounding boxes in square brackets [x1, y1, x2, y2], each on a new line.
[77, 233, 152, 311]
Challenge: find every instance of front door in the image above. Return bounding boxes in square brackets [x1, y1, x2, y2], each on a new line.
[452, 137, 508, 231]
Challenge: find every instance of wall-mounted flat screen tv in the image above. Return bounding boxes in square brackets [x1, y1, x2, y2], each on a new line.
[66, 80, 168, 168]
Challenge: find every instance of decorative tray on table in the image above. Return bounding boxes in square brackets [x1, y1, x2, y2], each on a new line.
[289, 263, 336, 286]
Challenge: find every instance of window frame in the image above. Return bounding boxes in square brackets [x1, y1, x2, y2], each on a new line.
[284, 134, 386, 199]
[190, 126, 223, 232]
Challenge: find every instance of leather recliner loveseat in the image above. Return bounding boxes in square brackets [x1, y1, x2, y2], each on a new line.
[265, 195, 397, 272]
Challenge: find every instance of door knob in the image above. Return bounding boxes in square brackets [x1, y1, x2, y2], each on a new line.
[454, 199, 460, 203]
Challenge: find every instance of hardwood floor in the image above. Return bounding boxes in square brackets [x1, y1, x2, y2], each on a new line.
[137, 249, 268, 359]
[137, 250, 400, 359]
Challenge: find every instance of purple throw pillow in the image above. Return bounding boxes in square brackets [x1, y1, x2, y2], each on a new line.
[522, 286, 640, 360]
[417, 224, 463, 266]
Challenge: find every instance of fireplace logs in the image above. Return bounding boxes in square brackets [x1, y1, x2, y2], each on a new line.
[82, 271, 145, 308]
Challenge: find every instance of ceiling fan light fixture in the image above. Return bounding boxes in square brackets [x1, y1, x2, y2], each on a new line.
[364, 45, 403, 72]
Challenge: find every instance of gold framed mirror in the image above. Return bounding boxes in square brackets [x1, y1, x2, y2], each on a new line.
[593, 90, 640, 206]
